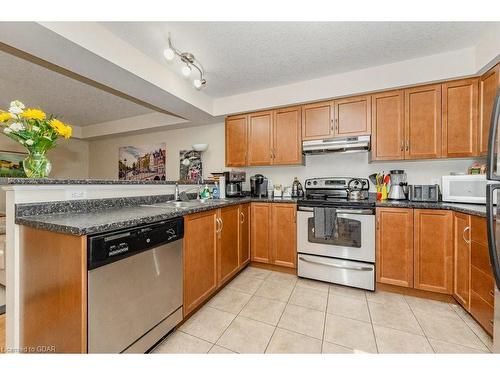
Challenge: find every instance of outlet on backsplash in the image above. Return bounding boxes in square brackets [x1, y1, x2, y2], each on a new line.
[65, 190, 87, 200]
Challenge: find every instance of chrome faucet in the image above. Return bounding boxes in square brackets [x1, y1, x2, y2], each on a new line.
[174, 182, 180, 201]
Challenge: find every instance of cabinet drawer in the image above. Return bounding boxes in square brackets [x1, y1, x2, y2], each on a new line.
[470, 290, 494, 336]
[471, 265, 495, 306]
[471, 216, 487, 245]
[471, 241, 494, 276]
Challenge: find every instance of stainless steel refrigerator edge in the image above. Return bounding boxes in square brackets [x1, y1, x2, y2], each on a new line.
[486, 87, 500, 353]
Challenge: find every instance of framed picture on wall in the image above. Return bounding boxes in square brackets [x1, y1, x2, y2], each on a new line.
[179, 150, 202, 183]
[0, 150, 27, 177]
[118, 143, 166, 181]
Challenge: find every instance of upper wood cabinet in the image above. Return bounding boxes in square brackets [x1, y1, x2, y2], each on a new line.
[453, 212, 471, 309]
[334, 95, 371, 137]
[376, 208, 414, 287]
[414, 209, 453, 294]
[183, 210, 218, 316]
[217, 205, 240, 286]
[442, 79, 478, 158]
[405, 84, 442, 159]
[247, 110, 273, 166]
[479, 64, 500, 155]
[225, 115, 248, 167]
[371, 90, 405, 161]
[302, 101, 333, 140]
[271, 203, 297, 268]
[273, 106, 302, 165]
[239, 203, 251, 267]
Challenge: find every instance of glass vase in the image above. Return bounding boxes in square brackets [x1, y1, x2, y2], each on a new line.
[23, 151, 52, 178]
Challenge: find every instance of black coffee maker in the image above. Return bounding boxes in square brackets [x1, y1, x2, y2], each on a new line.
[250, 174, 268, 198]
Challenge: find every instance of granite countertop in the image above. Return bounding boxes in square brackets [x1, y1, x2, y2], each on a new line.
[0, 178, 214, 185]
[15, 196, 298, 236]
[375, 200, 488, 218]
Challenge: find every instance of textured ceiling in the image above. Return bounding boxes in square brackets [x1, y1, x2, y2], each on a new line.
[101, 21, 496, 97]
[0, 49, 154, 127]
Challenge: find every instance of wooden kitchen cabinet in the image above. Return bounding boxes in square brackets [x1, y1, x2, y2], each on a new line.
[217, 205, 240, 286]
[302, 101, 333, 140]
[371, 90, 405, 161]
[247, 110, 273, 166]
[183, 210, 218, 316]
[239, 203, 251, 266]
[442, 79, 478, 158]
[251, 202, 272, 263]
[404, 84, 442, 159]
[273, 106, 302, 165]
[479, 64, 500, 155]
[334, 95, 371, 137]
[271, 203, 297, 268]
[376, 208, 414, 287]
[453, 212, 471, 309]
[251, 202, 297, 268]
[225, 114, 248, 167]
[414, 209, 453, 294]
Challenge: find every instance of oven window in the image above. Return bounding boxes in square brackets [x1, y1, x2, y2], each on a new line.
[307, 217, 361, 247]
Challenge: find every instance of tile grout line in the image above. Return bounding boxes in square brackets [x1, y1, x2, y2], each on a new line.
[365, 290, 379, 354]
[321, 286, 333, 353]
[263, 277, 298, 353]
[448, 303, 492, 353]
[404, 295, 441, 354]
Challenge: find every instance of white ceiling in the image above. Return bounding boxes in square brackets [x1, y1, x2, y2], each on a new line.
[0, 49, 154, 127]
[101, 22, 496, 98]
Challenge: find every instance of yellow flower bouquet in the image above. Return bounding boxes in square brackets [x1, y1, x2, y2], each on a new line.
[0, 100, 72, 178]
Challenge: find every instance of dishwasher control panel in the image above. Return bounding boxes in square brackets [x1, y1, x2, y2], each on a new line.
[87, 217, 184, 270]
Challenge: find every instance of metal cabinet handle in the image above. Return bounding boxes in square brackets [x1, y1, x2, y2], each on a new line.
[400, 140, 404, 152]
[405, 139, 409, 151]
[335, 118, 339, 132]
[299, 256, 373, 271]
[490, 290, 495, 297]
[219, 217, 224, 233]
[240, 211, 245, 224]
[463, 226, 471, 244]
[216, 218, 221, 234]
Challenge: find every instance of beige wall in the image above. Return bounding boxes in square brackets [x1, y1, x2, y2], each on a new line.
[88, 122, 481, 191]
[88, 123, 225, 180]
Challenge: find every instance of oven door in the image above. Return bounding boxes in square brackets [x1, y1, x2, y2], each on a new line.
[297, 206, 375, 263]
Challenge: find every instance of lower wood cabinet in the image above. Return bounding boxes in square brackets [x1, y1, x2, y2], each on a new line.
[413, 209, 453, 294]
[183, 210, 218, 316]
[183, 203, 251, 316]
[251, 202, 297, 268]
[376, 208, 453, 294]
[453, 212, 471, 309]
[376, 208, 414, 287]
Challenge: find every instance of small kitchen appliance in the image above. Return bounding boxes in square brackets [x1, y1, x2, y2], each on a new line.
[442, 174, 494, 204]
[250, 174, 269, 198]
[297, 177, 375, 291]
[409, 184, 440, 202]
[224, 171, 245, 197]
[388, 170, 407, 200]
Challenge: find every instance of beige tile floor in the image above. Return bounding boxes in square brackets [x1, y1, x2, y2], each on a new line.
[153, 266, 493, 354]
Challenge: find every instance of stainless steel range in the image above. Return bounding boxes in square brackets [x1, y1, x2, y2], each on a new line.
[297, 177, 375, 291]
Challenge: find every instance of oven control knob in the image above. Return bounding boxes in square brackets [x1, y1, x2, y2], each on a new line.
[146, 238, 151, 244]
[313, 181, 318, 185]
[307, 181, 311, 185]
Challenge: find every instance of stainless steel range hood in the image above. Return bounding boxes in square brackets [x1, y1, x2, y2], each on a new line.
[302, 135, 371, 154]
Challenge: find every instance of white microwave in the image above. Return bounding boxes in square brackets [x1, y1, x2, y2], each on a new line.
[441, 174, 496, 204]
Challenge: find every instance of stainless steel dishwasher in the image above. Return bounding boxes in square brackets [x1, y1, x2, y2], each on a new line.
[87, 217, 183, 353]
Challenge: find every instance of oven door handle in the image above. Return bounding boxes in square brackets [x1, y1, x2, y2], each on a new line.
[298, 207, 374, 215]
[299, 256, 373, 271]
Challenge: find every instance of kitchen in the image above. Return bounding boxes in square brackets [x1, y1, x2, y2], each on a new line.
[0, 11, 500, 372]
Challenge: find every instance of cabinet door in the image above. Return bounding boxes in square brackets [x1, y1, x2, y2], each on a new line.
[250, 203, 271, 263]
[273, 106, 302, 165]
[334, 95, 371, 137]
[479, 64, 500, 155]
[453, 212, 471, 310]
[247, 111, 273, 166]
[414, 209, 453, 294]
[376, 208, 414, 287]
[225, 115, 248, 167]
[302, 101, 333, 140]
[442, 79, 478, 158]
[405, 85, 442, 159]
[271, 203, 297, 268]
[371, 90, 405, 160]
[183, 210, 218, 316]
[239, 204, 251, 267]
[218, 206, 240, 286]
